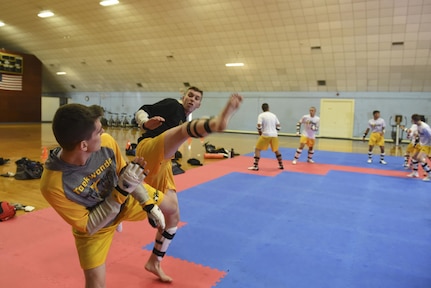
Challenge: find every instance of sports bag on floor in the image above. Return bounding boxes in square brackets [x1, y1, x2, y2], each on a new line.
[0, 201, 16, 221]
[14, 157, 44, 180]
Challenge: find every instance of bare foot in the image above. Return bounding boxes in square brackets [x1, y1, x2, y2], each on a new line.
[214, 93, 243, 131]
[145, 259, 173, 283]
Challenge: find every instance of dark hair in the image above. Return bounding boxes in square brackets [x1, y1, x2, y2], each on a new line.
[187, 86, 203, 97]
[262, 103, 269, 111]
[52, 104, 104, 150]
[411, 114, 421, 122]
[373, 110, 380, 115]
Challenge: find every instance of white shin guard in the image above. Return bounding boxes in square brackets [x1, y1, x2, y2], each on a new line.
[153, 227, 178, 260]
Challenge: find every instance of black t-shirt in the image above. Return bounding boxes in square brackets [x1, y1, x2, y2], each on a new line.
[137, 98, 186, 142]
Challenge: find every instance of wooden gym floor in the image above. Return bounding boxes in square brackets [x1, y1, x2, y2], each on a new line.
[0, 123, 406, 216]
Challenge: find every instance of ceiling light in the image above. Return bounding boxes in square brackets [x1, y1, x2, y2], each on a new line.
[56, 71, 67, 75]
[100, 0, 119, 6]
[225, 63, 244, 67]
[0, 21, 5, 27]
[38, 10, 54, 18]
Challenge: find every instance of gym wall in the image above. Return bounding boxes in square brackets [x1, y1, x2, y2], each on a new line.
[0, 50, 42, 123]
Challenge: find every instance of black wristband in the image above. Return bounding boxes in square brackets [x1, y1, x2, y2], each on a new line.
[115, 186, 129, 197]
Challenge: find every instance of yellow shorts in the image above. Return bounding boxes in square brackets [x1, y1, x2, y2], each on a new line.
[299, 135, 315, 148]
[368, 132, 385, 146]
[74, 184, 164, 270]
[420, 145, 431, 156]
[406, 142, 421, 155]
[255, 136, 279, 152]
[136, 134, 176, 193]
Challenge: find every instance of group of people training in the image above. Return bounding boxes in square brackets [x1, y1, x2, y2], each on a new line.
[248, 104, 321, 171]
[39, 89, 431, 287]
[40, 87, 243, 287]
[361, 110, 431, 181]
[401, 114, 431, 181]
[248, 106, 431, 182]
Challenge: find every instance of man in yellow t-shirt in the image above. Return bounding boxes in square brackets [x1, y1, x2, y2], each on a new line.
[41, 104, 165, 288]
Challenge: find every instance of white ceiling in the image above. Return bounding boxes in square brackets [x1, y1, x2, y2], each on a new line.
[1, 0, 431, 93]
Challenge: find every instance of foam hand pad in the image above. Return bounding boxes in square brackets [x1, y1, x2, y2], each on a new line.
[144, 204, 165, 229]
[117, 162, 146, 195]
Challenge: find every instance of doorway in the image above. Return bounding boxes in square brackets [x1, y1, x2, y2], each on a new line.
[319, 99, 355, 139]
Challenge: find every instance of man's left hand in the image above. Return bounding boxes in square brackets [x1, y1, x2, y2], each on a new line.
[143, 204, 166, 229]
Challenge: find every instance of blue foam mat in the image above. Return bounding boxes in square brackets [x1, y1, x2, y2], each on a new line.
[146, 171, 431, 288]
[245, 147, 407, 170]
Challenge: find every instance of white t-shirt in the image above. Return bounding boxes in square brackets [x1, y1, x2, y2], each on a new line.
[299, 114, 320, 139]
[417, 121, 431, 146]
[257, 111, 280, 137]
[368, 118, 386, 133]
[407, 124, 418, 144]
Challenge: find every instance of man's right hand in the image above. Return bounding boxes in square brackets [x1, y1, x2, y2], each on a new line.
[143, 116, 165, 130]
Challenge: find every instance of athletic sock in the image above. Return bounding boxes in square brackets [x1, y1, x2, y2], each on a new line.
[421, 162, 431, 175]
[411, 159, 419, 172]
[276, 153, 283, 167]
[403, 155, 409, 165]
[307, 150, 314, 161]
[294, 149, 302, 160]
[252, 156, 260, 168]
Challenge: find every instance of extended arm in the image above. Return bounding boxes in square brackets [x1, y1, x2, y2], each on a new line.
[135, 110, 165, 130]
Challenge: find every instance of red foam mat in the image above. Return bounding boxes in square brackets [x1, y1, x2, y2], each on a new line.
[1, 156, 406, 287]
[175, 155, 407, 192]
[0, 208, 224, 287]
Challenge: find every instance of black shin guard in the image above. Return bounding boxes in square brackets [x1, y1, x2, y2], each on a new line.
[186, 118, 213, 138]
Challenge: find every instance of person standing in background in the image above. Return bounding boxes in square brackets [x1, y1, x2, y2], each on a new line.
[401, 122, 420, 169]
[406, 114, 431, 181]
[362, 110, 387, 164]
[292, 106, 320, 165]
[248, 103, 283, 171]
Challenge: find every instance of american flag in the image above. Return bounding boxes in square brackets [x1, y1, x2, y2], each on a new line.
[0, 73, 22, 91]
